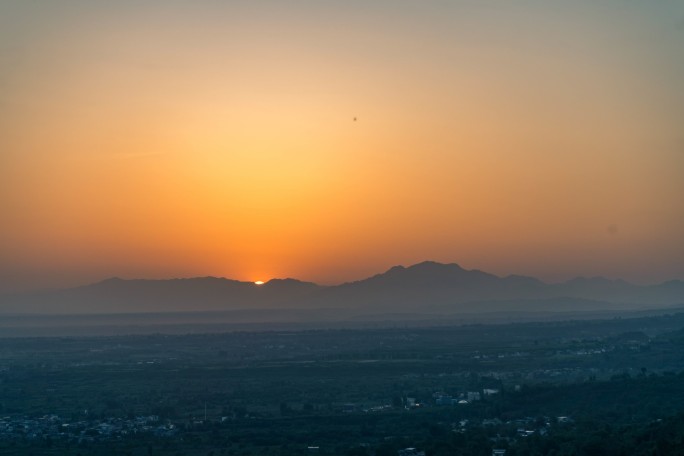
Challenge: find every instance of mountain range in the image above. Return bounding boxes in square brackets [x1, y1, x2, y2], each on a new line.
[1, 261, 683, 316]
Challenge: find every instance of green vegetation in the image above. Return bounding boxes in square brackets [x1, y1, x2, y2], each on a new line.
[3, 313, 684, 454]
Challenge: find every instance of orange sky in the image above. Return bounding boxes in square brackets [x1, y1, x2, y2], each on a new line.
[1, 1, 683, 292]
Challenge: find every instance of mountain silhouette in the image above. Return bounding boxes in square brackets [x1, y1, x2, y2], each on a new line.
[1, 262, 683, 315]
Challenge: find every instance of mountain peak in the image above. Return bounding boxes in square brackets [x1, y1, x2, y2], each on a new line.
[263, 278, 319, 288]
[384, 261, 465, 274]
[409, 260, 461, 270]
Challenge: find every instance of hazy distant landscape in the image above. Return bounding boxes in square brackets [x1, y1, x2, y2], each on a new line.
[3, 261, 683, 315]
[1, 261, 683, 339]
[2, 264, 684, 453]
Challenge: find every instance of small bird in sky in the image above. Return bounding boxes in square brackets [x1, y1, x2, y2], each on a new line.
[353, 117, 357, 122]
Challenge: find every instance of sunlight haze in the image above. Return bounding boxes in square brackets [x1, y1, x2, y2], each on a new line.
[1, 0, 683, 291]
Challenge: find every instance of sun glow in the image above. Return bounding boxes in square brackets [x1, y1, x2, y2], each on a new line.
[254, 281, 265, 285]
[0, 1, 681, 293]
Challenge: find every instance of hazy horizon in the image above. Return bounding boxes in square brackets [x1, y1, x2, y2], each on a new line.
[2, 1, 683, 293]
[7, 259, 684, 294]
[6, 259, 684, 295]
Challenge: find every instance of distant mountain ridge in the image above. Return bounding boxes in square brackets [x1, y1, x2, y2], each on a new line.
[1, 261, 683, 315]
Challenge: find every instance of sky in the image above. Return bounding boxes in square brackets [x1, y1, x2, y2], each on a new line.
[1, 0, 683, 292]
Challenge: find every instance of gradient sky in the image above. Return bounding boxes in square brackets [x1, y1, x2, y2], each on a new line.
[1, 0, 683, 292]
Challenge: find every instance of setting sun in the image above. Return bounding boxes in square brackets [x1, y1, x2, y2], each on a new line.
[254, 281, 265, 285]
[0, 0, 682, 292]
